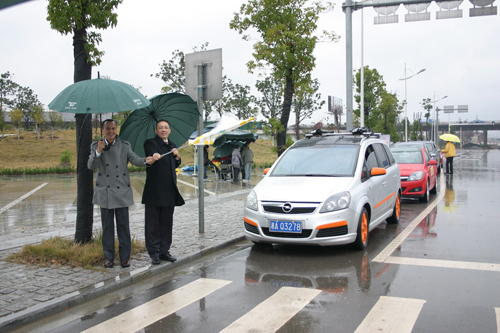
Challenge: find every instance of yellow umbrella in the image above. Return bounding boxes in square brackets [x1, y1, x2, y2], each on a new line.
[440, 133, 460, 143]
[188, 115, 255, 146]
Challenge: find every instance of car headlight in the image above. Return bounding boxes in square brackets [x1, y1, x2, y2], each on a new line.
[320, 191, 351, 213]
[245, 190, 258, 211]
[408, 171, 424, 181]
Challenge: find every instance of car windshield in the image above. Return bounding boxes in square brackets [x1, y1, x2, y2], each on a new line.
[391, 149, 423, 164]
[271, 145, 359, 177]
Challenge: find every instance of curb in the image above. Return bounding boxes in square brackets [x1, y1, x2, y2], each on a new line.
[0, 236, 246, 333]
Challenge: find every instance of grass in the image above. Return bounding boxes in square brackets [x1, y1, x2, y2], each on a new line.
[0, 128, 278, 173]
[6, 234, 146, 270]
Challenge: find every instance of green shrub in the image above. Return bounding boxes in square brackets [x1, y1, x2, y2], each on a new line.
[60, 150, 72, 165]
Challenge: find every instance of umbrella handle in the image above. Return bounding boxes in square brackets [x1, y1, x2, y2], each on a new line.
[160, 144, 189, 157]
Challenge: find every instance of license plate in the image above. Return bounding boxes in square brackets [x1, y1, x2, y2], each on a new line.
[269, 220, 302, 233]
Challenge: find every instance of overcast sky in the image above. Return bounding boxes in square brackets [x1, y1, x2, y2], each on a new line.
[1, 0, 499, 127]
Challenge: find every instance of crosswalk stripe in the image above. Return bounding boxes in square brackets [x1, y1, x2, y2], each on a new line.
[81, 278, 231, 333]
[386, 256, 500, 272]
[496, 307, 500, 333]
[355, 296, 426, 333]
[220, 287, 321, 333]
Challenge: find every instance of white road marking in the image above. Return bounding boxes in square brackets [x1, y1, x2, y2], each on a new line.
[495, 307, 500, 333]
[355, 296, 426, 333]
[0, 183, 48, 215]
[220, 287, 321, 333]
[385, 257, 500, 272]
[82, 278, 231, 333]
[177, 179, 217, 196]
[373, 176, 445, 263]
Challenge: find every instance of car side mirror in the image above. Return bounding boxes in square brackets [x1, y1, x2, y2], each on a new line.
[370, 167, 387, 177]
[428, 160, 438, 166]
[264, 168, 270, 175]
[430, 153, 436, 157]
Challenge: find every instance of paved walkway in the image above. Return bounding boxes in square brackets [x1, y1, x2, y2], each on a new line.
[0, 177, 252, 332]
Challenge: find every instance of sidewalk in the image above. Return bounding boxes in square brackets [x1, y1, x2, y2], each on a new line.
[0, 186, 251, 332]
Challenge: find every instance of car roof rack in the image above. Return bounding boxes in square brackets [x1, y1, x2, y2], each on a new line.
[306, 127, 381, 139]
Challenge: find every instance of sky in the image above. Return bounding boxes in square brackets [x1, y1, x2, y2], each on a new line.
[1, 0, 499, 128]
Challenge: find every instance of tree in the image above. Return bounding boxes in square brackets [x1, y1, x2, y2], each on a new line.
[48, 110, 63, 139]
[354, 66, 386, 129]
[9, 108, 23, 139]
[15, 86, 40, 129]
[230, 0, 336, 156]
[31, 104, 46, 139]
[47, 0, 122, 244]
[225, 80, 258, 120]
[420, 98, 433, 140]
[292, 78, 324, 139]
[0, 72, 19, 113]
[255, 75, 283, 143]
[372, 91, 402, 141]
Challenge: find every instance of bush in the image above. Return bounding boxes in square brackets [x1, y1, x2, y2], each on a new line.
[60, 150, 72, 166]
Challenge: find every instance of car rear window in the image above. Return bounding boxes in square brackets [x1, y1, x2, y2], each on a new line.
[391, 149, 423, 164]
[271, 145, 359, 177]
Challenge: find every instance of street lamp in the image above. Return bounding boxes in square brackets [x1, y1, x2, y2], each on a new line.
[431, 94, 448, 145]
[399, 64, 426, 142]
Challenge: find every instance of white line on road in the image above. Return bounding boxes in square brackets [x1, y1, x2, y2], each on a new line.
[82, 278, 231, 333]
[373, 175, 445, 263]
[355, 296, 426, 333]
[178, 179, 217, 196]
[220, 287, 321, 333]
[385, 256, 500, 272]
[0, 183, 48, 215]
[495, 307, 500, 333]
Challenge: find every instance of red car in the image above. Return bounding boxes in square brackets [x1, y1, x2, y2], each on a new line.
[390, 146, 438, 202]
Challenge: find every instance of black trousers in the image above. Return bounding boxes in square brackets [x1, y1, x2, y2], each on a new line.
[446, 156, 454, 174]
[100, 207, 130, 262]
[145, 205, 175, 258]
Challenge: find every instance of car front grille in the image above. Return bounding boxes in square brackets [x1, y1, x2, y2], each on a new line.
[316, 225, 348, 238]
[261, 202, 319, 214]
[244, 222, 259, 234]
[262, 227, 313, 238]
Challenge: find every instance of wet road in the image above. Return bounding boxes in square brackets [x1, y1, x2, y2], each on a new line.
[4, 149, 500, 332]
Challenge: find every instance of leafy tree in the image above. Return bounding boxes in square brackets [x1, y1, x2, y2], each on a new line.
[420, 98, 433, 140]
[354, 66, 386, 129]
[0, 106, 5, 137]
[48, 111, 63, 139]
[47, 0, 122, 244]
[225, 80, 258, 120]
[10, 108, 23, 139]
[230, 0, 336, 156]
[15, 86, 40, 129]
[31, 104, 46, 139]
[372, 91, 402, 141]
[0, 72, 19, 113]
[255, 75, 283, 143]
[292, 78, 324, 139]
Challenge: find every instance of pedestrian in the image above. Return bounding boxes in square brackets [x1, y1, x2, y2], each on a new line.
[142, 120, 185, 265]
[203, 145, 210, 180]
[88, 119, 156, 269]
[241, 142, 254, 181]
[232, 145, 242, 181]
[441, 140, 456, 174]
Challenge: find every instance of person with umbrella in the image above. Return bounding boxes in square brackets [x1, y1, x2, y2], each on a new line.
[142, 120, 185, 265]
[88, 119, 156, 269]
[441, 140, 456, 175]
[241, 142, 254, 181]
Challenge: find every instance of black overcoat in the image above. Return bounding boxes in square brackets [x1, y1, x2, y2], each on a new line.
[142, 135, 185, 207]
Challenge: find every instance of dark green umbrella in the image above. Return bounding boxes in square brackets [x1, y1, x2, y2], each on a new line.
[212, 129, 258, 147]
[48, 78, 150, 113]
[119, 93, 199, 157]
[213, 141, 244, 158]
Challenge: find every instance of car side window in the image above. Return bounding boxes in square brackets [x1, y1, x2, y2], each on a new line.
[373, 143, 390, 168]
[382, 144, 396, 166]
[365, 145, 379, 170]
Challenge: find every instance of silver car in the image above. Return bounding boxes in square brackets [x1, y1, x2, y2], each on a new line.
[244, 130, 401, 250]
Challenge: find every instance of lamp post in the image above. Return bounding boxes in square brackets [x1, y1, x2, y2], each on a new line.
[431, 93, 448, 145]
[399, 64, 426, 142]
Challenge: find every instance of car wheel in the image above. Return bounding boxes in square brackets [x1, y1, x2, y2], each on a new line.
[353, 208, 369, 250]
[386, 193, 401, 224]
[419, 181, 430, 203]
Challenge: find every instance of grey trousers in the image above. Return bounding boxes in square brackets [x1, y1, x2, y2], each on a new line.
[100, 207, 131, 262]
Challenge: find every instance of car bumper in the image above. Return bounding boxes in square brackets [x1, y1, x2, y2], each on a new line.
[401, 179, 426, 198]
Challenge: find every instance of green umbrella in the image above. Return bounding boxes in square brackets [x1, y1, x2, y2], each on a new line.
[119, 93, 199, 157]
[48, 78, 150, 113]
[213, 141, 244, 158]
[212, 129, 258, 147]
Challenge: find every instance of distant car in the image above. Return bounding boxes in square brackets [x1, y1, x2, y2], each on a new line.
[390, 146, 438, 202]
[393, 141, 444, 171]
[243, 129, 401, 250]
[470, 119, 485, 123]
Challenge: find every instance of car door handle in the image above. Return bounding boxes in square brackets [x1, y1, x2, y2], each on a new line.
[383, 181, 387, 186]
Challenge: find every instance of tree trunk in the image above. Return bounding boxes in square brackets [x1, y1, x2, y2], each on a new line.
[277, 73, 294, 156]
[73, 28, 93, 244]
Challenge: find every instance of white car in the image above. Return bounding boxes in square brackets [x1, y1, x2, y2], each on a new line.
[243, 129, 401, 250]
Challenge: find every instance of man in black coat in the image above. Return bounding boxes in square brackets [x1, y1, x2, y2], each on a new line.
[142, 120, 185, 265]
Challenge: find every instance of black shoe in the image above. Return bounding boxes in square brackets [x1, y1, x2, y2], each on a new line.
[121, 260, 130, 268]
[104, 260, 114, 268]
[159, 252, 177, 262]
[151, 257, 160, 265]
